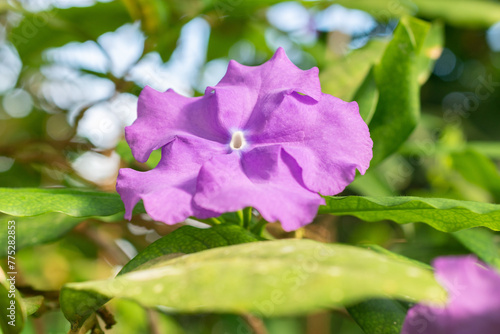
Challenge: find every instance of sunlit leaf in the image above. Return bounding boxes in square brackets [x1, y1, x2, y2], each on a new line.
[0, 188, 142, 217]
[334, 0, 500, 28]
[60, 239, 445, 330]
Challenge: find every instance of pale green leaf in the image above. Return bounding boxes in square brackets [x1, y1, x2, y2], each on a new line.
[60, 239, 446, 330]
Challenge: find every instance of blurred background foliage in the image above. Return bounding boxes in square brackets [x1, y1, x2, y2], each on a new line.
[1, 0, 500, 333]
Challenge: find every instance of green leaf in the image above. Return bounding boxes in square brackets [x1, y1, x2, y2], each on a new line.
[451, 149, 500, 201]
[346, 245, 432, 334]
[0, 188, 142, 218]
[23, 296, 44, 316]
[0, 214, 83, 257]
[320, 40, 388, 102]
[319, 196, 500, 232]
[60, 239, 446, 329]
[119, 224, 260, 275]
[334, 0, 500, 28]
[417, 21, 444, 85]
[0, 268, 26, 334]
[347, 299, 407, 334]
[467, 142, 500, 159]
[452, 228, 500, 269]
[352, 67, 379, 125]
[369, 17, 430, 166]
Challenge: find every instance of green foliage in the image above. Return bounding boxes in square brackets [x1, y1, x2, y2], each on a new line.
[451, 149, 500, 201]
[335, 0, 500, 28]
[2, 0, 500, 333]
[348, 299, 407, 334]
[452, 228, 500, 269]
[369, 17, 429, 165]
[0, 214, 82, 257]
[320, 196, 500, 232]
[0, 268, 26, 334]
[0, 188, 139, 217]
[120, 224, 260, 274]
[60, 239, 445, 330]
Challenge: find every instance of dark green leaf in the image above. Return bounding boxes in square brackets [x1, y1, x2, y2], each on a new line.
[119, 224, 260, 275]
[347, 299, 407, 334]
[319, 196, 500, 232]
[352, 67, 379, 124]
[369, 17, 430, 165]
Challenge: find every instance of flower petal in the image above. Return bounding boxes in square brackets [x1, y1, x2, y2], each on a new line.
[116, 136, 224, 224]
[193, 145, 325, 231]
[247, 92, 372, 195]
[126, 87, 227, 163]
[205, 47, 322, 130]
[402, 256, 500, 334]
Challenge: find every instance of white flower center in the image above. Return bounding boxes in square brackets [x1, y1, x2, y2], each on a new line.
[230, 131, 246, 150]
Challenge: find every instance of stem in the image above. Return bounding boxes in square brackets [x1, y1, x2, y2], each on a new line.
[96, 307, 116, 330]
[251, 219, 268, 236]
[243, 207, 253, 229]
[242, 314, 268, 334]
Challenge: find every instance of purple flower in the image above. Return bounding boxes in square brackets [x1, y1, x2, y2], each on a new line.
[402, 256, 500, 334]
[116, 48, 372, 231]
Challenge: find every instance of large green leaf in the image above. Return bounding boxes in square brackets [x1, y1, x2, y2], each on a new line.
[0, 188, 141, 217]
[119, 224, 260, 274]
[319, 196, 500, 232]
[66, 224, 259, 330]
[346, 244, 430, 334]
[369, 17, 429, 166]
[60, 239, 446, 330]
[0, 213, 83, 257]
